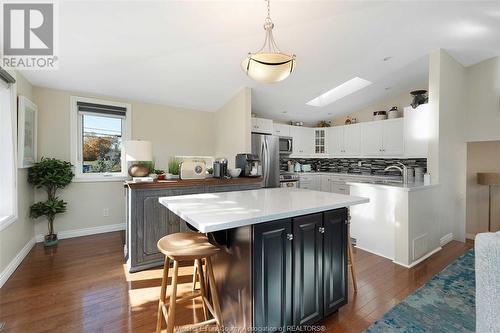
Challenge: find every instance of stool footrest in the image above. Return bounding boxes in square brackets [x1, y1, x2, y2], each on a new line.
[175, 318, 217, 332]
[175, 291, 202, 304]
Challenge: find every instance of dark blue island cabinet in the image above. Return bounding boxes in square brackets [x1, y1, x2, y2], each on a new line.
[249, 208, 348, 331]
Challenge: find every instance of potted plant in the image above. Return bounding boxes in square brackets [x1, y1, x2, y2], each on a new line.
[168, 158, 181, 179]
[28, 158, 74, 247]
[154, 169, 166, 180]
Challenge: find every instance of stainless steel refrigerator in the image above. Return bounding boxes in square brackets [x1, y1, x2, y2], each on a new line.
[251, 133, 280, 188]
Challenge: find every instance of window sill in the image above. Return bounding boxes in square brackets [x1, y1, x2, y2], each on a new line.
[0, 215, 17, 232]
[73, 176, 128, 183]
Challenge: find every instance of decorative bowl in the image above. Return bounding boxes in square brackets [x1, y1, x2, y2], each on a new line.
[228, 168, 242, 178]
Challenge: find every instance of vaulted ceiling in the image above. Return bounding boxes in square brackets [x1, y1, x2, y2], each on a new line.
[19, 1, 500, 122]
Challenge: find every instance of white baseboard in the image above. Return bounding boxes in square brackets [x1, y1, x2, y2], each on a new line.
[35, 223, 125, 243]
[354, 244, 395, 261]
[393, 246, 442, 268]
[466, 233, 476, 240]
[440, 233, 454, 246]
[0, 237, 35, 288]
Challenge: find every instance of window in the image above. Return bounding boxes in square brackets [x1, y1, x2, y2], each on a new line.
[0, 73, 17, 231]
[70, 97, 131, 181]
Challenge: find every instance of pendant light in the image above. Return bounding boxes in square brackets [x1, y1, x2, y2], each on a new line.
[241, 0, 296, 84]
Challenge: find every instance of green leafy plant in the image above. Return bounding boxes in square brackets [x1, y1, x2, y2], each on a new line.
[154, 169, 165, 175]
[168, 158, 181, 176]
[28, 158, 74, 243]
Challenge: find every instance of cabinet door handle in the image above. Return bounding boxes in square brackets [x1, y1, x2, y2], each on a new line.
[318, 227, 325, 234]
[286, 233, 294, 241]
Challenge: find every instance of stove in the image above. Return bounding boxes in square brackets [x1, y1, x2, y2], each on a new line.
[280, 172, 299, 188]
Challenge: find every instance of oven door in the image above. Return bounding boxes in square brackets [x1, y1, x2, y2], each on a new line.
[279, 137, 293, 154]
[280, 180, 298, 188]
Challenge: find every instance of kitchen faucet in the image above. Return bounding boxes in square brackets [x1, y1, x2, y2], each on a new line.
[384, 162, 409, 184]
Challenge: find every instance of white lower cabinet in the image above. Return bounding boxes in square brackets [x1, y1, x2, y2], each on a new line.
[331, 183, 349, 195]
[298, 174, 321, 191]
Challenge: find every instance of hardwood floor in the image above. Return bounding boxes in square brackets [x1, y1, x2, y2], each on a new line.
[0, 232, 473, 333]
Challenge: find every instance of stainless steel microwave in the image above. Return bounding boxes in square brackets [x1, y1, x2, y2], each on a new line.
[279, 137, 293, 154]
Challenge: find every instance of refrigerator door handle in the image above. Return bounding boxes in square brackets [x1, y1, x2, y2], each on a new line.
[263, 138, 269, 185]
[260, 137, 266, 184]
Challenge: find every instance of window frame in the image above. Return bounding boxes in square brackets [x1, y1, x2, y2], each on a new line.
[70, 96, 132, 182]
[0, 71, 18, 231]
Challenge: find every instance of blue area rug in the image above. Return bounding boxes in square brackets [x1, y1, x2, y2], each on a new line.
[365, 249, 475, 333]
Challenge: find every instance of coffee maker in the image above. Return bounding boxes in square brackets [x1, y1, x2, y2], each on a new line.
[235, 153, 261, 177]
[213, 158, 228, 178]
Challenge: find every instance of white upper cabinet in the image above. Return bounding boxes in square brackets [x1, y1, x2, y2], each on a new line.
[290, 126, 314, 156]
[343, 124, 362, 156]
[404, 105, 429, 158]
[273, 123, 291, 137]
[382, 119, 405, 155]
[314, 128, 327, 155]
[328, 124, 361, 157]
[362, 118, 404, 156]
[327, 126, 343, 155]
[251, 117, 273, 135]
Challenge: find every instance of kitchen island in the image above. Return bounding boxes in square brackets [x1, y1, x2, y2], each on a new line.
[125, 177, 263, 272]
[159, 188, 368, 330]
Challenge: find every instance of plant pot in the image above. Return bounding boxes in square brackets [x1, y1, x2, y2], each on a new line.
[44, 233, 58, 247]
[157, 174, 166, 180]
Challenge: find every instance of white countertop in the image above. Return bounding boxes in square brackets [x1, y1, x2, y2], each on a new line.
[347, 181, 439, 192]
[159, 188, 369, 232]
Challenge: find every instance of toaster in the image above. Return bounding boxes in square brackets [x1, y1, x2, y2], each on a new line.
[180, 160, 206, 180]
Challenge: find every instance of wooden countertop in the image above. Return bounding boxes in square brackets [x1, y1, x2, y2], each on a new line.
[125, 177, 263, 189]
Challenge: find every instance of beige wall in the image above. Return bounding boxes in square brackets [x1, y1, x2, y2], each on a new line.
[330, 91, 419, 126]
[214, 87, 252, 168]
[0, 72, 35, 274]
[33, 87, 216, 236]
[466, 141, 500, 236]
[428, 49, 467, 242]
[464, 56, 500, 142]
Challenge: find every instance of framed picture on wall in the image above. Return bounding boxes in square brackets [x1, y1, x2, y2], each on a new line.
[18, 95, 38, 168]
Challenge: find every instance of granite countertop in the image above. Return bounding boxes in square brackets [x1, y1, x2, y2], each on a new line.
[159, 188, 369, 232]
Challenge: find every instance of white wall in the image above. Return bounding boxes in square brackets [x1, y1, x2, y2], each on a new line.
[428, 49, 467, 242]
[0, 73, 35, 279]
[214, 87, 252, 168]
[32, 87, 217, 237]
[464, 57, 500, 142]
[329, 91, 423, 126]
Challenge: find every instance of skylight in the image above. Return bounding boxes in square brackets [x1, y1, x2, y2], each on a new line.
[306, 77, 372, 107]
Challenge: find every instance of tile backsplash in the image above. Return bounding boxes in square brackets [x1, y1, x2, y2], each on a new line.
[280, 157, 427, 176]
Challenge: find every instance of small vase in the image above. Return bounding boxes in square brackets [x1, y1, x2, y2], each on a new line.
[44, 233, 58, 247]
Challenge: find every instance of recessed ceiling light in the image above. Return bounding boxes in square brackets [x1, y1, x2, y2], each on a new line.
[383, 57, 392, 62]
[306, 77, 372, 107]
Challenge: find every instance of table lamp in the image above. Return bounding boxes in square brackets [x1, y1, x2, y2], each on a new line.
[125, 140, 153, 177]
[477, 172, 500, 232]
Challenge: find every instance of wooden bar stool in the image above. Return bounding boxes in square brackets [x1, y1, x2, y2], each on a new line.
[156, 232, 223, 333]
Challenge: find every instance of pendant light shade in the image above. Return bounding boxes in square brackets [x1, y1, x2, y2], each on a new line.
[241, 0, 296, 84]
[241, 52, 296, 84]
